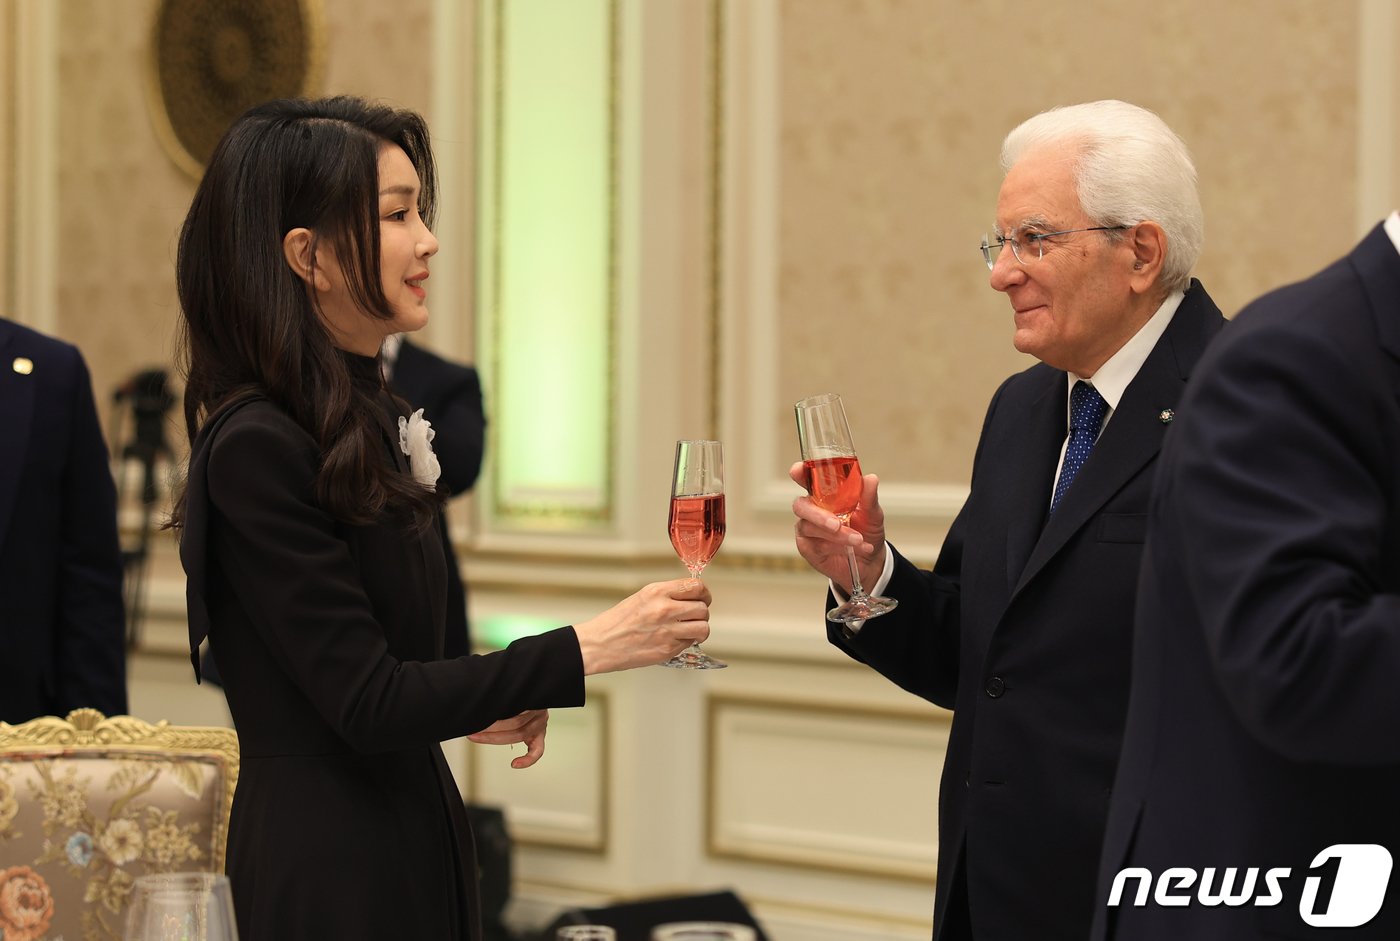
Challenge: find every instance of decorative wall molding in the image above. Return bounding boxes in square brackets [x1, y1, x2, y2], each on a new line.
[470, 689, 610, 853]
[477, 0, 620, 528]
[706, 694, 946, 883]
[1359, 0, 1399, 230]
[10, 0, 58, 334]
[716, 0, 968, 533]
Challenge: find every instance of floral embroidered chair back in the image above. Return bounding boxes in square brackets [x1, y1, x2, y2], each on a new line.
[0, 709, 239, 941]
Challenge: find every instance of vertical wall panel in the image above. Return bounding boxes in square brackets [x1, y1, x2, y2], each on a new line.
[480, 0, 617, 526]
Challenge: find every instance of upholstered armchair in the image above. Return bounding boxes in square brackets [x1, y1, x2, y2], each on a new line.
[0, 708, 238, 941]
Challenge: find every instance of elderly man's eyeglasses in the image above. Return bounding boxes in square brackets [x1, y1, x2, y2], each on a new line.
[980, 226, 1128, 270]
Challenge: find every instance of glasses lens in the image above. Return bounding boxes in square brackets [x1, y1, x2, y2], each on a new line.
[980, 235, 994, 269]
[982, 234, 1024, 268]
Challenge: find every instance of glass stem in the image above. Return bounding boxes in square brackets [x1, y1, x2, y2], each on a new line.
[845, 545, 868, 601]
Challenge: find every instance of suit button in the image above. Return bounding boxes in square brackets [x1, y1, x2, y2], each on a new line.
[985, 675, 1006, 698]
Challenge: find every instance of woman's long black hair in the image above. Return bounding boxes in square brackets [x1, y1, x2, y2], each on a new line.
[169, 96, 443, 531]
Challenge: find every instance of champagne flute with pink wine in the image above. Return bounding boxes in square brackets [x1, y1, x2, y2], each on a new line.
[665, 439, 727, 669]
[795, 393, 898, 627]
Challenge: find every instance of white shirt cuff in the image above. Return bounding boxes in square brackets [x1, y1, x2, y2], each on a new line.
[829, 543, 895, 601]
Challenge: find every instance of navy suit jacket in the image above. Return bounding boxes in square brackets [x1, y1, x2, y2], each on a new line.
[0, 318, 126, 723]
[1093, 225, 1400, 941]
[832, 282, 1225, 941]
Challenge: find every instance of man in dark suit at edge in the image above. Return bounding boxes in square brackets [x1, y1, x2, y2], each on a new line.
[1091, 214, 1400, 940]
[0, 317, 127, 724]
[790, 100, 1225, 941]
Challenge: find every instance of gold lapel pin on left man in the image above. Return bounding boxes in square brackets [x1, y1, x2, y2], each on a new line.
[12, 357, 33, 375]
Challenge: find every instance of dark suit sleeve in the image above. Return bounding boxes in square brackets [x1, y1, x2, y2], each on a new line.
[829, 540, 962, 708]
[1161, 324, 1400, 764]
[206, 411, 582, 751]
[822, 380, 1015, 710]
[53, 348, 127, 716]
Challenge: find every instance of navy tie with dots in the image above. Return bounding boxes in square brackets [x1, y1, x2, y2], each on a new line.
[1051, 381, 1108, 513]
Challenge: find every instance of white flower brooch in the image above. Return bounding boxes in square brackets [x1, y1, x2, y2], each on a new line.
[398, 408, 442, 489]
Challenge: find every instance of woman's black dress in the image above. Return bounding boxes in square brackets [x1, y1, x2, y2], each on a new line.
[180, 359, 584, 940]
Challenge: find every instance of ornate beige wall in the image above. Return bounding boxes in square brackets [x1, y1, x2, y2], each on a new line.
[20, 0, 1379, 491]
[54, 0, 192, 419]
[7, 3, 1400, 938]
[775, 0, 1361, 489]
[44, 0, 435, 434]
[319, 0, 434, 114]
[1, 2, 14, 317]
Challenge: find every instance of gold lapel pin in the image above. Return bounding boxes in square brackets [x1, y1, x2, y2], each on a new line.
[12, 357, 33, 375]
[1158, 408, 1174, 424]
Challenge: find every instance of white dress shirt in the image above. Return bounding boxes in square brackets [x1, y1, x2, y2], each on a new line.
[1384, 209, 1400, 256]
[856, 288, 1187, 600]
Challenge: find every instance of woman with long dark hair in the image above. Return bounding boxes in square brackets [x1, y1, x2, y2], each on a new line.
[171, 96, 710, 940]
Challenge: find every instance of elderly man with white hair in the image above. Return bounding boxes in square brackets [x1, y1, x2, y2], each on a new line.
[790, 100, 1225, 941]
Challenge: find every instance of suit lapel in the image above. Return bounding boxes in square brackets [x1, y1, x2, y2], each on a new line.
[0, 324, 36, 546]
[1003, 370, 1063, 593]
[1013, 282, 1223, 596]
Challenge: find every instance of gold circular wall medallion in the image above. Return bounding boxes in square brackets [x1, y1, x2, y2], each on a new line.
[147, 0, 325, 178]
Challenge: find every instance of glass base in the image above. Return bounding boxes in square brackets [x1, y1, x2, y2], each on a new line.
[826, 593, 898, 633]
[661, 645, 728, 670]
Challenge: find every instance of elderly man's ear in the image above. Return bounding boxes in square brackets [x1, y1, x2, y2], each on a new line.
[1127, 222, 1168, 292]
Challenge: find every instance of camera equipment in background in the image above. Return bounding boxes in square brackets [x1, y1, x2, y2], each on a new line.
[110, 368, 175, 648]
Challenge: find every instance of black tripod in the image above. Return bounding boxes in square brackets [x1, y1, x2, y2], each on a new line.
[111, 369, 175, 649]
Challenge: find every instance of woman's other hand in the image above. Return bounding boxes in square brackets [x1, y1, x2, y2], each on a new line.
[468, 709, 550, 769]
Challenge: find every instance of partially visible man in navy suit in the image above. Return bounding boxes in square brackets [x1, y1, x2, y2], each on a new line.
[0, 317, 127, 723]
[1092, 215, 1400, 940]
[790, 100, 1225, 941]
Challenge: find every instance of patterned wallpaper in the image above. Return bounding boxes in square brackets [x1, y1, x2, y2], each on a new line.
[1, 1, 14, 320]
[319, 0, 435, 115]
[775, 0, 1359, 486]
[50, 0, 436, 436]
[21, 0, 1374, 534]
[56, 0, 193, 425]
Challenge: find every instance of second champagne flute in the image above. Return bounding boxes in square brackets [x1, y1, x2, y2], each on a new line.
[665, 439, 726, 669]
[795, 392, 898, 627]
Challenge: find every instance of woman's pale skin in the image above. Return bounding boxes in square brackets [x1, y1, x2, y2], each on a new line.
[281, 143, 712, 767]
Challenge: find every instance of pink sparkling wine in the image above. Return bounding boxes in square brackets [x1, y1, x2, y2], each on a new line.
[669, 492, 726, 574]
[803, 454, 862, 519]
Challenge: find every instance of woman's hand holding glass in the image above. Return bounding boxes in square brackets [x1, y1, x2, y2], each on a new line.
[573, 578, 712, 674]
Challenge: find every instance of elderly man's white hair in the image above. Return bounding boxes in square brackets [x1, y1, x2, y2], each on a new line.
[1001, 99, 1203, 295]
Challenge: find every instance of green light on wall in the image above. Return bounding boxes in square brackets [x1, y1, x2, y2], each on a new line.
[477, 614, 567, 651]
[483, 0, 616, 524]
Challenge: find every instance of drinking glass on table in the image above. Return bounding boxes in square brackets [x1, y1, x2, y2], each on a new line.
[794, 392, 898, 627]
[123, 872, 238, 941]
[664, 439, 726, 669]
[652, 923, 757, 941]
[558, 927, 617, 940]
